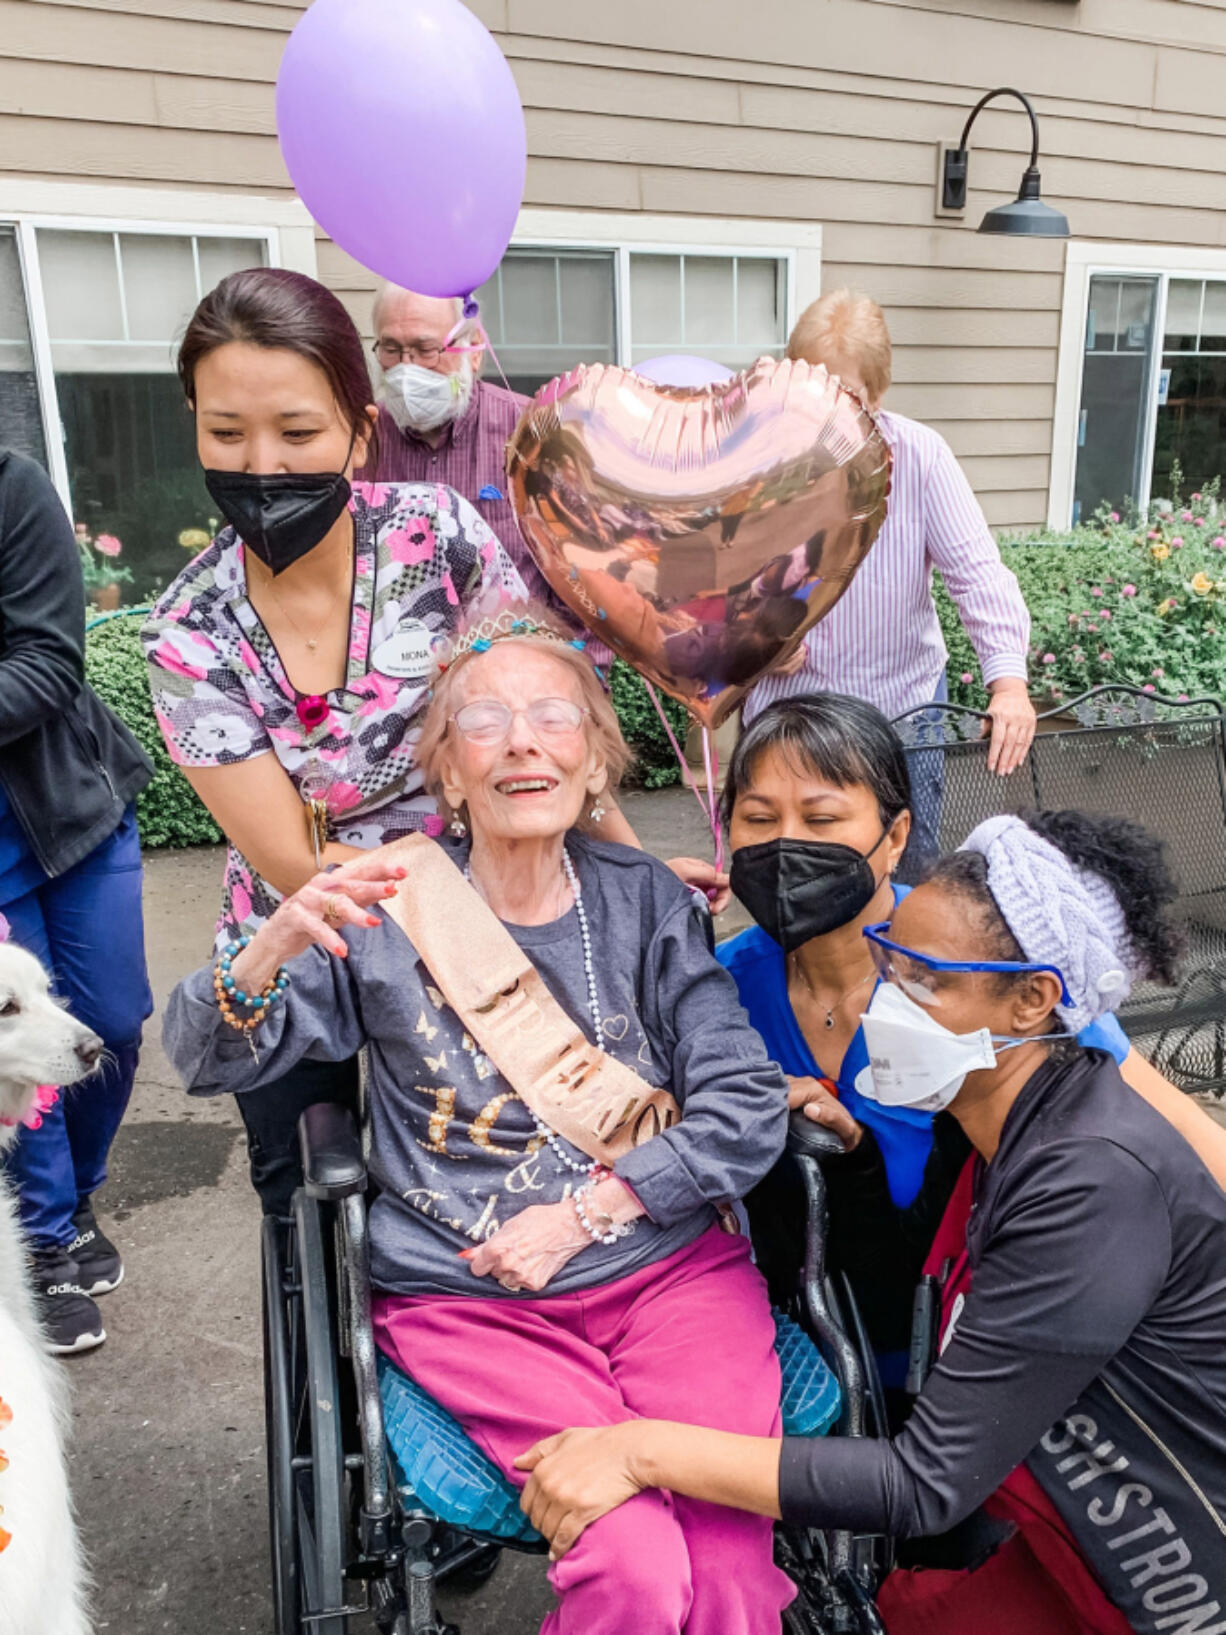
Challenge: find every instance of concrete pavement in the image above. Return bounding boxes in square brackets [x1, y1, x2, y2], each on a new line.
[70, 788, 740, 1635]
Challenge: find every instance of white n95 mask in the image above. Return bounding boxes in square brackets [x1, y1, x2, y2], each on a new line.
[382, 361, 473, 435]
[858, 982, 998, 1114]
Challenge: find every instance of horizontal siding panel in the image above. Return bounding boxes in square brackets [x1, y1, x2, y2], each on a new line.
[504, 0, 1158, 108]
[823, 264, 1061, 311]
[0, 0, 283, 81]
[821, 221, 1065, 276]
[889, 347, 1057, 386]
[38, 0, 300, 27]
[525, 156, 643, 211]
[982, 490, 1048, 532]
[960, 453, 1051, 494]
[638, 167, 933, 227]
[514, 58, 743, 126]
[0, 56, 275, 135]
[874, 0, 1226, 57]
[883, 309, 1060, 349]
[524, 109, 933, 187]
[890, 383, 1055, 421]
[927, 419, 1054, 458]
[0, 113, 288, 188]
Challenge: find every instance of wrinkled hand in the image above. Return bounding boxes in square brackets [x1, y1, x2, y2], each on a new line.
[787, 1075, 862, 1150]
[667, 856, 732, 914]
[983, 678, 1036, 776]
[230, 851, 407, 991]
[462, 1201, 591, 1294]
[515, 1424, 645, 1559]
[769, 641, 809, 678]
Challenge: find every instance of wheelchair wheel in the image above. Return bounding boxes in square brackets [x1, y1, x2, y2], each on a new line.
[262, 1198, 355, 1634]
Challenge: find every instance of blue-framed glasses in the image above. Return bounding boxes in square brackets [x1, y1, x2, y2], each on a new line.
[862, 922, 1072, 1010]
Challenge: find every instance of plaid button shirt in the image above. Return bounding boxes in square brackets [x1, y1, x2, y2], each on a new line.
[360, 382, 611, 665]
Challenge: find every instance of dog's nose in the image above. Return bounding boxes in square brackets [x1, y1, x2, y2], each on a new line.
[76, 1033, 104, 1071]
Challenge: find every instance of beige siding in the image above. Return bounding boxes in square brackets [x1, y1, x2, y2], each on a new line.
[6, 0, 1226, 528]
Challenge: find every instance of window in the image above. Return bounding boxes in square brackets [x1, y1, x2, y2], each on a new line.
[0, 182, 316, 604]
[1051, 244, 1226, 526]
[473, 212, 819, 398]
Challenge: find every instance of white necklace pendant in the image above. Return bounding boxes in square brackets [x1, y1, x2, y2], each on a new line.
[306, 638, 318, 651]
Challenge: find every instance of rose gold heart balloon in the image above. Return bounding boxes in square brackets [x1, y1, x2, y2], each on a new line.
[506, 357, 892, 728]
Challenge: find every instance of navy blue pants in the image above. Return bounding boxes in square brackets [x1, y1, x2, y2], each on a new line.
[1, 808, 152, 1247]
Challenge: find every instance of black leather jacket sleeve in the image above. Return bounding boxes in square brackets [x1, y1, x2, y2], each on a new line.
[0, 451, 86, 746]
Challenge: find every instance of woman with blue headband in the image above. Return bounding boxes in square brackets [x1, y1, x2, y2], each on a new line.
[518, 806, 1226, 1635]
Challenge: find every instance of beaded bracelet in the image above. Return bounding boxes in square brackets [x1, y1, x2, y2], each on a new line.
[572, 1179, 634, 1247]
[212, 937, 291, 1035]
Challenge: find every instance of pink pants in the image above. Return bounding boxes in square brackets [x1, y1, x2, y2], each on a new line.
[373, 1225, 794, 1635]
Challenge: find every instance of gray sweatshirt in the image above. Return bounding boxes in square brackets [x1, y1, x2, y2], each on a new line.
[164, 835, 789, 1297]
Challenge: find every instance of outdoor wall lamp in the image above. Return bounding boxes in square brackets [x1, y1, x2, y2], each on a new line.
[942, 87, 1069, 237]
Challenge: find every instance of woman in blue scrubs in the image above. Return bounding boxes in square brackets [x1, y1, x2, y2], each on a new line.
[716, 696, 1129, 1381]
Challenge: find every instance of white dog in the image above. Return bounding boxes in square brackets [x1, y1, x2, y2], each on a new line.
[0, 941, 102, 1635]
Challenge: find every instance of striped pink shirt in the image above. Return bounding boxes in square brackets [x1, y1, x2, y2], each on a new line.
[745, 410, 1029, 723]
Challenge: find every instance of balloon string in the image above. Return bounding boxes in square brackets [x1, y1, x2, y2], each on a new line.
[701, 728, 725, 874]
[446, 298, 516, 397]
[642, 681, 725, 877]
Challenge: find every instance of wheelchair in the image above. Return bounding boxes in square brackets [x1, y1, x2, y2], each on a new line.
[261, 1101, 891, 1635]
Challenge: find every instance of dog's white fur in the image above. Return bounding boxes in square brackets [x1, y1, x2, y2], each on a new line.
[0, 941, 103, 1635]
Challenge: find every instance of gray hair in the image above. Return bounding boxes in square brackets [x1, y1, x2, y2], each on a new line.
[371, 282, 465, 337]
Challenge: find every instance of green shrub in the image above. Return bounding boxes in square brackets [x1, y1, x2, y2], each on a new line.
[610, 660, 691, 788]
[84, 610, 223, 850]
[941, 483, 1226, 712]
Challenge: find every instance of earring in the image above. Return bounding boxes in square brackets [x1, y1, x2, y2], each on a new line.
[448, 810, 467, 838]
[589, 799, 606, 824]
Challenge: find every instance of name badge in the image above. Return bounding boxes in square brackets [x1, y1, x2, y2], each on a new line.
[372, 622, 444, 681]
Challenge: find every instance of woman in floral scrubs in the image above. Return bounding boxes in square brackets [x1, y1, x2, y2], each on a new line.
[145, 268, 526, 1212]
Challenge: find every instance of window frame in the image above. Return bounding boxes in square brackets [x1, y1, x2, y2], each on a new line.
[1050, 240, 1226, 527]
[493, 209, 822, 378]
[0, 179, 317, 518]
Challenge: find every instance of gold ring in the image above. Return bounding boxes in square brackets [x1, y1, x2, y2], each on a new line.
[322, 893, 344, 926]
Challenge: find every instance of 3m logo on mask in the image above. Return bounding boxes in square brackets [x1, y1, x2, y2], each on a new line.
[1031, 1406, 1226, 1632]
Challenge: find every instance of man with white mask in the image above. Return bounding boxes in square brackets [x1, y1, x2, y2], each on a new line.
[361, 282, 602, 643]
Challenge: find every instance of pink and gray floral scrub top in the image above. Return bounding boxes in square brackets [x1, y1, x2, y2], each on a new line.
[143, 481, 525, 947]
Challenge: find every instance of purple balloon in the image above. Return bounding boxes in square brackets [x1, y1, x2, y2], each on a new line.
[276, 0, 526, 298]
[635, 355, 736, 388]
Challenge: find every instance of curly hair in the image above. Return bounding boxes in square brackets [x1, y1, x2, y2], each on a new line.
[928, 809, 1183, 988]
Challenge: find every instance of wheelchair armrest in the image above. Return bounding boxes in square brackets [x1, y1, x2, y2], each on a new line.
[787, 1107, 854, 1163]
[298, 1102, 367, 1200]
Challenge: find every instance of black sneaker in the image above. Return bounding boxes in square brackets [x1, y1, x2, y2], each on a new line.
[69, 1200, 123, 1296]
[28, 1244, 106, 1355]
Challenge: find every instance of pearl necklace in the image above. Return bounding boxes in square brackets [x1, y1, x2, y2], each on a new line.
[465, 847, 602, 1180]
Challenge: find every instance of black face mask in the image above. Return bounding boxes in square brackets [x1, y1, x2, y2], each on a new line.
[730, 831, 888, 953]
[204, 461, 353, 576]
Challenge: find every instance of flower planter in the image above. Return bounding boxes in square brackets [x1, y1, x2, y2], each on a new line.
[90, 583, 122, 612]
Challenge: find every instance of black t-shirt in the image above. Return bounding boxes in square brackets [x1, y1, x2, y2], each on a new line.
[780, 1049, 1226, 1600]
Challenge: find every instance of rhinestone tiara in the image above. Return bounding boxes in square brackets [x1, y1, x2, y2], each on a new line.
[437, 610, 588, 672]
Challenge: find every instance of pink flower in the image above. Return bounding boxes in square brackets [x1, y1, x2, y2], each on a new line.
[1148, 530, 1161, 540]
[1068, 613, 1080, 626]
[153, 639, 207, 682]
[1121, 584, 1137, 597]
[1193, 492, 1203, 501]
[1143, 684, 1156, 693]
[1195, 518, 1206, 526]
[94, 532, 122, 557]
[386, 519, 437, 565]
[326, 780, 363, 814]
[1098, 650, 1113, 661]
[1109, 511, 1120, 522]
[1152, 668, 1164, 679]
[232, 879, 253, 926]
[1172, 536, 1184, 548]
[959, 671, 973, 684]
[1042, 652, 1056, 664]
[296, 694, 331, 732]
[1091, 587, 1103, 596]
[1181, 510, 1194, 521]
[1214, 537, 1226, 550]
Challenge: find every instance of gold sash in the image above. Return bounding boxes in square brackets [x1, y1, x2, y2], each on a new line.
[379, 834, 681, 1167]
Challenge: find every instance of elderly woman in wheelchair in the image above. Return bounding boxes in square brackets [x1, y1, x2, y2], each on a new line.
[166, 612, 844, 1635]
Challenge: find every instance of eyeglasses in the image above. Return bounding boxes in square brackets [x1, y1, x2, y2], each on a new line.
[451, 698, 590, 745]
[862, 922, 1071, 1010]
[373, 339, 448, 368]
